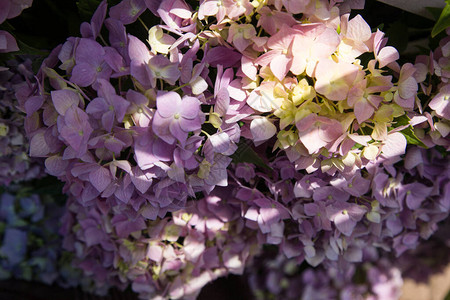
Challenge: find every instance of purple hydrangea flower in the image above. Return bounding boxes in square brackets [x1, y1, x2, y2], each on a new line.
[152, 91, 203, 146]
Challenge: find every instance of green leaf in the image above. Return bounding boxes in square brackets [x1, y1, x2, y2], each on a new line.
[393, 115, 428, 148]
[231, 141, 272, 170]
[431, 1, 450, 37]
[426, 6, 444, 21]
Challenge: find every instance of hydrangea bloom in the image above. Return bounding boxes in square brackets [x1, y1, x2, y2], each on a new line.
[14, 0, 450, 298]
[0, 58, 43, 185]
[60, 188, 260, 299]
[0, 188, 84, 287]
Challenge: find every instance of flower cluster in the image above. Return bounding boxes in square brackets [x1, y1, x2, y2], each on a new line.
[232, 144, 449, 267]
[14, 0, 450, 298]
[61, 187, 260, 299]
[247, 249, 403, 300]
[0, 188, 83, 287]
[0, 57, 43, 185]
[247, 218, 450, 300]
[22, 0, 243, 220]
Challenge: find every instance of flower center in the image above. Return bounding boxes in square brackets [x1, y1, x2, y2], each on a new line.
[174, 113, 180, 119]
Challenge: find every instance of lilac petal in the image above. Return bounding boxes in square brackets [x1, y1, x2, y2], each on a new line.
[113, 215, 147, 238]
[89, 166, 112, 192]
[24, 96, 44, 115]
[156, 91, 180, 117]
[75, 38, 104, 65]
[60, 106, 92, 154]
[215, 88, 230, 116]
[105, 18, 128, 53]
[84, 227, 104, 247]
[208, 132, 230, 153]
[80, 21, 93, 38]
[169, 121, 188, 143]
[97, 77, 117, 98]
[180, 96, 200, 119]
[109, 0, 146, 25]
[304, 202, 320, 217]
[70, 62, 96, 87]
[103, 137, 124, 154]
[405, 183, 433, 210]
[333, 212, 355, 236]
[134, 138, 158, 169]
[127, 89, 148, 106]
[51, 89, 80, 116]
[111, 95, 130, 122]
[152, 114, 175, 144]
[152, 137, 174, 161]
[111, 160, 132, 174]
[128, 34, 151, 63]
[91, 0, 108, 38]
[206, 46, 241, 68]
[178, 117, 201, 132]
[7, 0, 32, 19]
[131, 167, 153, 193]
[45, 155, 69, 177]
[0, 0, 10, 24]
[29, 131, 51, 157]
[86, 97, 108, 115]
[144, 0, 162, 15]
[141, 204, 158, 219]
[0, 30, 19, 53]
[101, 110, 114, 132]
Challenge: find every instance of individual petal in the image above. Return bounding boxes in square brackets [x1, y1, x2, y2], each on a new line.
[156, 91, 180, 118]
[377, 46, 399, 68]
[169, 120, 188, 144]
[250, 117, 277, 144]
[270, 54, 292, 82]
[381, 132, 406, 158]
[0, 31, 19, 53]
[51, 89, 80, 116]
[190, 76, 208, 95]
[399, 77, 418, 99]
[180, 96, 200, 119]
[346, 14, 372, 42]
[45, 155, 69, 177]
[70, 62, 96, 87]
[128, 34, 151, 64]
[131, 167, 153, 194]
[0, 0, 10, 24]
[29, 131, 51, 157]
[333, 212, 355, 236]
[354, 98, 374, 124]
